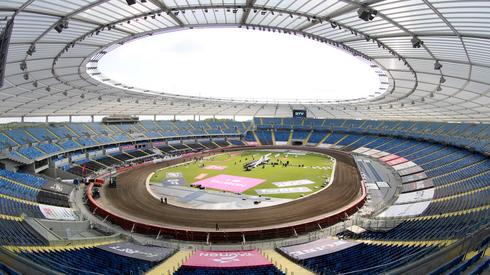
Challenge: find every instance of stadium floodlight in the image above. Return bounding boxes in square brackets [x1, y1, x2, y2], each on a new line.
[357, 6, 377, 21]
[54, 19, 68, 33]
[26, 44, 36, 56]
[411, 36, 423, 48]
[434, 60, 442, 70]
[126, 0, 136, 5]
[440, 76, 446, 83]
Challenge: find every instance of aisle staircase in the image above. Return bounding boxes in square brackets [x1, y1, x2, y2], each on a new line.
[317, 132, 331, 146]
[252, 131, 262, 145]
[287, 131, 293, 145]
[304, 130, 313, 144]
[146, 250, 192, 275]
[261, 249, 314, 275]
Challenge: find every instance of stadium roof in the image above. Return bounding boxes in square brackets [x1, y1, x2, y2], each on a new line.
[1, 0, 490, 122]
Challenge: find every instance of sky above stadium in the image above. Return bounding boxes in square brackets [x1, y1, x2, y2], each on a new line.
[98, 28, 380, 102]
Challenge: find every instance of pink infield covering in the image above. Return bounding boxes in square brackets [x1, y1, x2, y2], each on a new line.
[194, 173, 208, 180]
[193, 174, 265, 193]
[203, 165, 227, 170]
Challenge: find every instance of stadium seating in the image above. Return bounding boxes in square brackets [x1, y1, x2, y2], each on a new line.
[293, 243, 439, 275]
[19, 246, 161, 275]
[0, 178, 38, 201]
[356, 209, 490, 241]
[0, 196, 44, 218]
[0, 170, 46, 188]
[0, 218, 45, 246]
[37, 143, 61, 155]
[255, 130, 273, 145]
[59, 140, 80, 150]
[17, 147, 45, 160]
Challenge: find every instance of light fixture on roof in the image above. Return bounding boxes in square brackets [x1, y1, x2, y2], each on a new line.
[98, 96, 102, 101]
[430, 92, 434, 98]
[436, 85, 442, 91]
[357, 5, 377, 21]
[46, 87, 50, 92]
[54, 19, 68, 33]
[117, 98, 121, 102]
[26, 44, 36, 56]
[33, 81, 38, 87]
[411, 36, 423, 48]
[126, 0, 136, 5]
[23, 73, 28, 80]
[80, 94, 85, 99]
[440, 75, 446, 83]
[20, 61, 27, 71]
[62, 91, 67, 96]
[434, 60, 442, 70]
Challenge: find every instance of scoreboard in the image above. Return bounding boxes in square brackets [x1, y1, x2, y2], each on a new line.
[293, 110, 307, 118]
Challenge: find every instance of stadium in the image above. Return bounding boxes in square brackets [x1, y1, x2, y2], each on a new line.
[0, 0, 489, 274]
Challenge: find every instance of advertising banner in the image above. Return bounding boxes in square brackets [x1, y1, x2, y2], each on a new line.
[255, 187, 312, 195]
[272, 179, 315, 187]
[402, 179, 434, 193]
[184, 250, 271, 268]
[402, 172, 427, 183]
[279, 239, 360, 260]
[97, 242, 174, 262]
[41, 181, 74, 195]
[38, 204, 78, 221]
